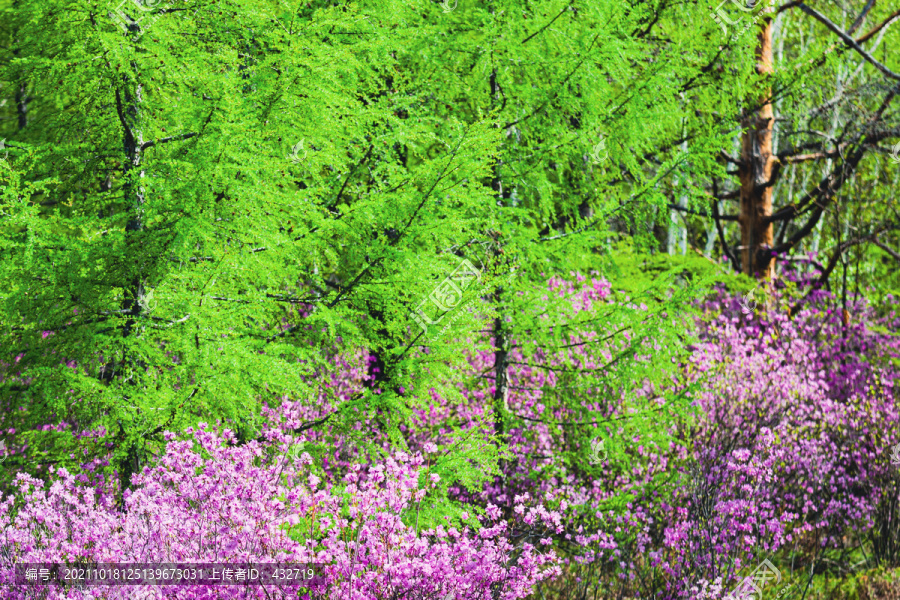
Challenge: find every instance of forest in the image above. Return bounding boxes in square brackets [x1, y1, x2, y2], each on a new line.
[0, 0, 898, 598]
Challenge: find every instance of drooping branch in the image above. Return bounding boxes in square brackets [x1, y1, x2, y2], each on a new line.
[521, 2, 573, 44]
[503, 33, 602, 131]
[766, 124, 897, 228]
[333, 143, 374, 207]
[871, 237, 900, 263]
[855, 9, 900, 44]
[847, 0, 877, 36]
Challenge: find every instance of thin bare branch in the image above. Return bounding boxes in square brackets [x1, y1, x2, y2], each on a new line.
[796, 2, 900, 81]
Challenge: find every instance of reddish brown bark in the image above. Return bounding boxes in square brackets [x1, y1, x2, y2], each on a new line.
[739, 13, 776, 280]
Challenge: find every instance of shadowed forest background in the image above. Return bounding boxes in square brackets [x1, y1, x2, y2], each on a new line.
[0, 0, 899, 598]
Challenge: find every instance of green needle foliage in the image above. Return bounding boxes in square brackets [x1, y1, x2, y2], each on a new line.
[0, 0, 740, 499]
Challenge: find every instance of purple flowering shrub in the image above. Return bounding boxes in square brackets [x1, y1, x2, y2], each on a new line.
[0, 424, 560, 599]
[2, 268, 899, 599]
[429, 275, 900, 599]
[633, 282, 900, 598]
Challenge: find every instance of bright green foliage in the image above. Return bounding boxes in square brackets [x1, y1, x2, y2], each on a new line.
[0, 0, 744, 499]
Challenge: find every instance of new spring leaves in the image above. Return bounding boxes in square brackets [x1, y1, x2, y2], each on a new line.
[109, 0, 458, 38]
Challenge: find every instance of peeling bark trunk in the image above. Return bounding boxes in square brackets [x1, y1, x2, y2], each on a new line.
[739, 14, 777, 280]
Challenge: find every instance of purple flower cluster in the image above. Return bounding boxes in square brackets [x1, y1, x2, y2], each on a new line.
[2, 268, 898, 599]
[0, 424, 560, 599]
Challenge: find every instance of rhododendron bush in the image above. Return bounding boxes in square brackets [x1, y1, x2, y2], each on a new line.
[0, 269, 692, 599]
[3, 0, 900, 596]
[2, 264, 899, 599]
[0, 425, 561, 599]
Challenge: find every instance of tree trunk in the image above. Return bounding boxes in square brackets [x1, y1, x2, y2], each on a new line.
[669, 136, 689, 255]
[113, 64, 150, 506]
[489, 68, 509, 439]
[15, 83, 28, 131]
[739, 13, 777, 280]
[121, 70, 149, 335]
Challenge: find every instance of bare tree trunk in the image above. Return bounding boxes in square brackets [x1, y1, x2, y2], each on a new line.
[669, 135, 689, 255]
[15, 83, 28, 131]
[113, 64, 150, 506]
[739, 13, 777, 280]
[120, 71, 149, 334]
[489, 68, 509, 443]
[704, 204, 719, 257]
